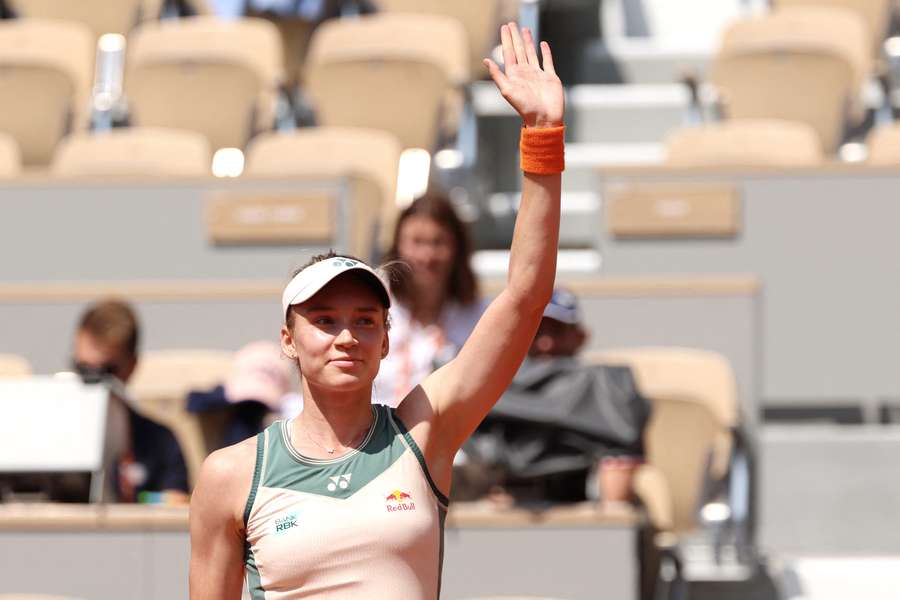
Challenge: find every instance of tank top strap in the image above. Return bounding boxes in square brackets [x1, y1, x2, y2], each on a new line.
[385, 407, 449, 508]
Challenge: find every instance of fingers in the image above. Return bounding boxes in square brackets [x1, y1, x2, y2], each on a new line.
[507, 21, 528, 65]
[540, 41, 556, 75]
[483, 58, 509, 91]
[499, 23, 516, 68]
[522, 27, 540, 67]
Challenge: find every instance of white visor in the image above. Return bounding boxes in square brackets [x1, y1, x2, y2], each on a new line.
[282, 256, 391, 321]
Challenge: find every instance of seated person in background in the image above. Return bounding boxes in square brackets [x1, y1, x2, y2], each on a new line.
[187, 341, 294, 449]
[376, 193, 488, 406]
[72, 299, 189, 503]
[455, 287, 650, 506]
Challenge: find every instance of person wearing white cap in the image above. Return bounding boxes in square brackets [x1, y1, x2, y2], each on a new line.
[189, 22, 565, 600]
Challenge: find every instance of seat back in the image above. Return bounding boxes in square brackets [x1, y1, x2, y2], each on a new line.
[711, 7, 869, 152]
[0, 354, 32, 378]
[593, 347, 738, 534]
[865, 124, 900, 164]
[126, 16, 283, 150]
[0, 132, 21, 178]
[375, 0, 498, 76]
[305, 13, 468, 150]
[52, 127, 211, 177]
[129, 349, 233, 486]
[7, 0, 148, 38]
[665, 119, 824, 167]
[246, 127, 402, 256]
[0, 20, 94, 165]
[774, 0, 891, 54]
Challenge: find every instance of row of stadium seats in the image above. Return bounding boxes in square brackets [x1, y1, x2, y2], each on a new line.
[0, 2, 887, 165]
[1, 0, 211, 38]
[664, 119, 900, 166]
[8, 116, 900, 185]
[0, 3, 886, 172]
[0, 344, 749, 546]
[0, 125, 399, 184]
[0, 12, 473, 166]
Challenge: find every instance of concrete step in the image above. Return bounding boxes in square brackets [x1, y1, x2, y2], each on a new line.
[760, 425, 900, 556]
[578, 39, 712, 84]
[473, 81, 691, 144]
[565, 142, 665, 191]
[482, 191, 602, 249]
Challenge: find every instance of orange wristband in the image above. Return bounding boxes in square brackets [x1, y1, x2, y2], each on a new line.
[520, 125, 565, 175]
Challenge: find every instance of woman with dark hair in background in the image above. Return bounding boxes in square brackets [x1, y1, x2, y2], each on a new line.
[376, 193, 488, 407]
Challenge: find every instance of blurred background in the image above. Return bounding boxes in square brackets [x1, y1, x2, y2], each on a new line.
[1, 0, 899, 599]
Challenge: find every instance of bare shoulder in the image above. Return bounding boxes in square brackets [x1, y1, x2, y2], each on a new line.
[191, 436, 260, 529]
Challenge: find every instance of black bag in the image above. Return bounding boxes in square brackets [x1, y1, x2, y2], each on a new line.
[455, 358, 651, 502]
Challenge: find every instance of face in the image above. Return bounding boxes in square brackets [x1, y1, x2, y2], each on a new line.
[72, 329, 136, 383]
[529, 318, 587, 358]
[396, 215, 456, 291]
[281, 274, 389, 393]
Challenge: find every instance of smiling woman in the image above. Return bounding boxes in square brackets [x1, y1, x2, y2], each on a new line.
[189, 21, 564, 600]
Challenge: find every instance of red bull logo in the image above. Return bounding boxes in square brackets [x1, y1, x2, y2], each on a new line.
[385, 489, 416, 512]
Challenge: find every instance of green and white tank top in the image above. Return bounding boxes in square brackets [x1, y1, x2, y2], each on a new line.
[243, 404, 449, 599]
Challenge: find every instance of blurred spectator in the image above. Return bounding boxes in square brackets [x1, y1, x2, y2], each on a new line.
[455, 287, 651, 506]
[187, 340, 293, 448]
[72, 299, 189, 503]
[376, 193, 487, 407]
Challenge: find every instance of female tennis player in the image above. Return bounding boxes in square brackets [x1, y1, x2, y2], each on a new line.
[189, 21, 565, 599]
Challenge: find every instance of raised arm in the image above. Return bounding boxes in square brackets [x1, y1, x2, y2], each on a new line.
[406, 23, 564, 458]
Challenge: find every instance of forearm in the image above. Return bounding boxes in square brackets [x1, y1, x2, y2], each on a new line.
[506, 169, 561, 309]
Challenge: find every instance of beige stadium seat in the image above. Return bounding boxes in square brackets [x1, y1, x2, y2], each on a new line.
[774, 0, 891, 54]
[0, 19, 94, 165]
[52, 127, 211, 177]
[126, 16, 284, 151]
[129, 349, 233, 486]
[865, 124, 900, 164]
[375, 0, 500, 77]
[589, 348, 739, 535]
[0, 354, 32, 378]
[7, 0, 159, 39]
[665, 120, 824, 168]
[710, 6, 870, 153]
[0, 132, 22, 178]
[305, 13, 468, 150]
[246, 127, 402, 256]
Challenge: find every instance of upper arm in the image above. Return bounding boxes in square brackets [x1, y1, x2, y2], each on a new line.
[417, 290, 544, 451]
[189, 442, 255, 600]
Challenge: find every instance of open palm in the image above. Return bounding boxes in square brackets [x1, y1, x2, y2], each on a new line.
[484, 23, 565, 129]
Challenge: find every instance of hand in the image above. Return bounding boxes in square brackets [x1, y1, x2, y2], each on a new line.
[483, 22, 565, 129]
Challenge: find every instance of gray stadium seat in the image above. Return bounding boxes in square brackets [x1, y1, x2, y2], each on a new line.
[0, 132, 22, 178]
[304, 13, 468, 150]
[126, 16, 284, 151]
[52, 127, 211, 177]
[7, 0, 160, 38]
[0, 354, 32, 378]
[245, 127, 402, 255]
[374, 0, 500, 77]
[0, 19, 94, 165]
[866, 123, 900, 164]
[710, 6, 870, 153]
[665, 120, 824, 167]
[129, 349, 233, 487]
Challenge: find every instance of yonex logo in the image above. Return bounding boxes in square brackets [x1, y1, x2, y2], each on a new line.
[274, 512, 298, 535]
[327, 473, 352, 492]
[332, 259, 358, 268]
